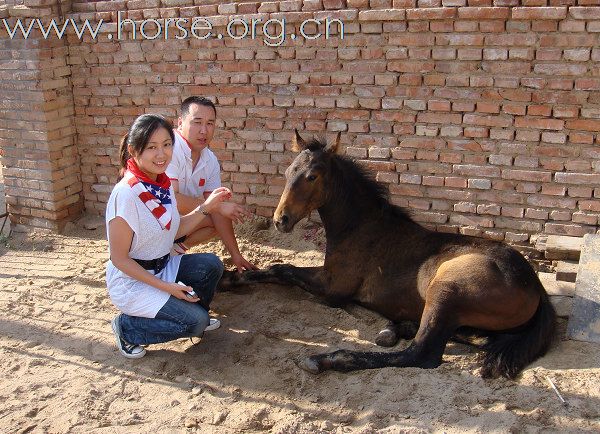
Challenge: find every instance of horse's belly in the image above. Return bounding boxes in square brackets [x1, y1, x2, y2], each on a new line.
[355, 283, 424, 322]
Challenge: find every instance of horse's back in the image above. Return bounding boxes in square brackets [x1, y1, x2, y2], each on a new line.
[349, 221, 544, 328]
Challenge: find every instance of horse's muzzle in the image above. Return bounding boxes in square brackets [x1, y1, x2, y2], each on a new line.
[273, 213, 293, 233]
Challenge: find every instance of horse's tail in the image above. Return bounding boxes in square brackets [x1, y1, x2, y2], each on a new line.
[480, 288, 556, 379]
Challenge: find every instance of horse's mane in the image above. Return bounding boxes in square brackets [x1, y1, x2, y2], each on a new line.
[307, 138, 413, 223]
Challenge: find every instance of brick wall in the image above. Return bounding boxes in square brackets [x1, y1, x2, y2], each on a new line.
[0, 0, 83, 231]
[1, 0, 599, 242]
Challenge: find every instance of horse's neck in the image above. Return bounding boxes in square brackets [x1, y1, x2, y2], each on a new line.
[317, 165, 422, 246]
[318, 186, 379, 243]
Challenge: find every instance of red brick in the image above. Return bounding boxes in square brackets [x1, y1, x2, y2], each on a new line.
[463, 113, 512, 128]
[407, 8, 456, 20]
[359, 9, 406, 21]
[498, 89, 532, 103]
[503, 104, 527, 116]
[389, 184, 424, 197]
[572, 211, 598, 226]
[301, 0, 325, 10]
[565, 119, 600, 132]
[560, 20, 585, 32]
[389, 33, 436, 47]
[399, 137, 446, 149]
[527, 105, 553, 117]
[500, 206, 524, 218]
[578, 201, 600, 212]
[450, 214, 495, 228]
[478, 20, 504, 32]
[502, 169, 552, 182]
[453, 164, 500, 177]
[546, 80, 574, 91]
[553, 106, 579, 118]
[514, 117, 564, 130]
[428, 100, 451, 111]
[462, 127, 487, 138]
[569, 132, 595, 144]
[569, 7, 600, 19]
[512, 7, 567, 20]
[568, 187, 593, 198]
[534, 64, 588, 76]
[323, 0, 347, 8]
[454, 201, 477, 213]
[525, 208, 549, 220]
[575, 78, 600, 90]
[485, 34, 537, 46]
[458, 7, 510, 19]
[414, 114, 459, 129]
[554, 172, 600, 185]
[540, 34, 597, 47]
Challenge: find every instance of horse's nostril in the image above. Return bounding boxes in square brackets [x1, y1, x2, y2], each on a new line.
[280, 214, 289, 225]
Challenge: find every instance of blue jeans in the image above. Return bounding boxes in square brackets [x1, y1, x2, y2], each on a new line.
[118, 253, 224, 346]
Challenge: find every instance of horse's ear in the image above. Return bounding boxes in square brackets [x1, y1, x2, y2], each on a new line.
[291, 129, 306, 152]
[325, 132, 341, 154]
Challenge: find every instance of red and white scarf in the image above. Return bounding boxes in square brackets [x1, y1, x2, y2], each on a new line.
[124, 159, 172, 230]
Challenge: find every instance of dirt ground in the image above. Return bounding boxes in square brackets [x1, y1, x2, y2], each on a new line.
[0, 215, 599, 433]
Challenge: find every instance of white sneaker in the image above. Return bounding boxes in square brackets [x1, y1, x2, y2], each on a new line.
[204, 318, 221, 332]
[111, 315, 146, 359]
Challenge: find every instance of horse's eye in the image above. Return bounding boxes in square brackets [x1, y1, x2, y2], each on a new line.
[306, 174, 317, 182]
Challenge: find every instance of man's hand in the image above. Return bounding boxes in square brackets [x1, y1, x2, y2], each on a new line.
[216, 202, 253, 224]
[231, 253, 259, 274]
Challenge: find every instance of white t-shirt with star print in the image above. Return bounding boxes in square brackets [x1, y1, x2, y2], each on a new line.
[105, 179, 182, 318]
[165, 130, 221, 197]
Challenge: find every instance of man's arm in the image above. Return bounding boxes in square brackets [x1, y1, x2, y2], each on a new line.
[175, 192, 204, 215]
[172, 179, 204, 215]
[204, 191, 258, 272]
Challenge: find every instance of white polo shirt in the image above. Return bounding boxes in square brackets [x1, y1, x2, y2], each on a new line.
[166, 130, 221, 197]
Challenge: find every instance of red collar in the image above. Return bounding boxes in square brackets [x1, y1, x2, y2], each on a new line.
[126, 158, 170, 189]
[175, 130, 194, 151]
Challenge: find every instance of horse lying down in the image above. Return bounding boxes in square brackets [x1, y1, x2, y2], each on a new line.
[220, 130, 556, 379]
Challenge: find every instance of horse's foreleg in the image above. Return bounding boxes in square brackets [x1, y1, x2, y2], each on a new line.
[218, 265, 327, 296]
[375, 320, 418, 347]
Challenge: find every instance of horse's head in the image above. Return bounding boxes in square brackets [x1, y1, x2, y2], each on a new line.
[273, 130, 340, 233]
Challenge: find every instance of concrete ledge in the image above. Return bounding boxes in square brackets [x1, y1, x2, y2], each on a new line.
[567, 234, 600, 343]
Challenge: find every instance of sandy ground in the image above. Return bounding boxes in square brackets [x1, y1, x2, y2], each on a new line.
[0, 215, 599, 433]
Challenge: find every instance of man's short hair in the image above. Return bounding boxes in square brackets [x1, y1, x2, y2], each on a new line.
[181, 96, 217, 118]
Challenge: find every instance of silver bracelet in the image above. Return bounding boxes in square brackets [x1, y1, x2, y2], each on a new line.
[198, 205, 210, 216]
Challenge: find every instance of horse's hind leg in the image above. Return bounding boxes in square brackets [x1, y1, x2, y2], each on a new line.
[375, 320, 418, 347]
[301, 286, 458, 373]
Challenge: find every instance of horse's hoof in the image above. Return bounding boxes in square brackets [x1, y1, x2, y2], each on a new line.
[298, 357, 321, 374]
[216, 270, 239, 291]
[375, 328, 399, 347]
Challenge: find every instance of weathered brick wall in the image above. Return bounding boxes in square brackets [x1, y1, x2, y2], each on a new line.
[1, 0, 599, 242]
[0, 0, 82, 231]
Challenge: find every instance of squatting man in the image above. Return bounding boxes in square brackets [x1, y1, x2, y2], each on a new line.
[166, 96, 258, 273]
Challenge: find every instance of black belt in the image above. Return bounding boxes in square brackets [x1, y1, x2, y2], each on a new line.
[133, 253, 170, 274]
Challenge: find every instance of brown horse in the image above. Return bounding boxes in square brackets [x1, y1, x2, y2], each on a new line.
[221, 130, 556, 379]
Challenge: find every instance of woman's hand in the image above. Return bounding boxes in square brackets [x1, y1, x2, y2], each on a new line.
[163, 282, 199, 303]
[199, 187, 232, 214]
